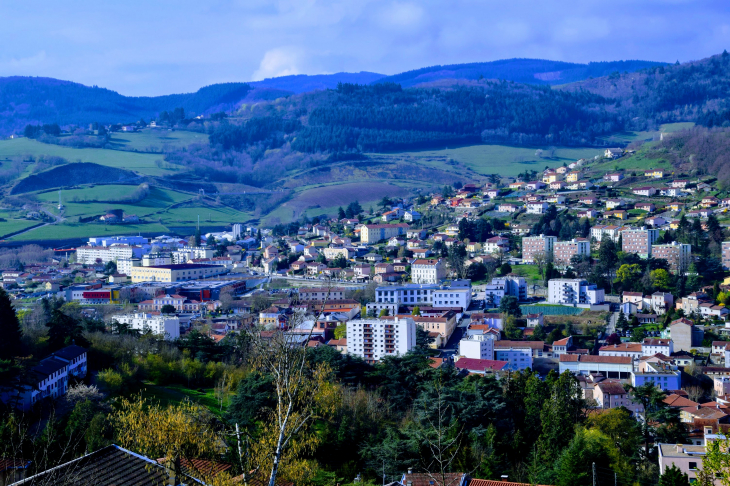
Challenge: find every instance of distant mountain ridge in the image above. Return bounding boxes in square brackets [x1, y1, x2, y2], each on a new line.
[0, 57, 665, 136]
[376, 58, 666, 87]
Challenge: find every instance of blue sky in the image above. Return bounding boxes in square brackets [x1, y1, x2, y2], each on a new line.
[1, 0, 728, 96]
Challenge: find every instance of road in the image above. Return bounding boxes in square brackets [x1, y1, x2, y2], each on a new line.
[439, 298, 485, 357]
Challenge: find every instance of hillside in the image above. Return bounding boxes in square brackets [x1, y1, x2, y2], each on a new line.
[0, 77, 254, 136]
[376, 59, 664, 87]
[0, 58, 665, 137]
[10, 162, 140, 194]
[560, 51, 730, 130]
[251, 72, 385, 93]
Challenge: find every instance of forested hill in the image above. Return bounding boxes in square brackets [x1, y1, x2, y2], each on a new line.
[376, 59, 665, 87]
[0, 77, 254, 135]
[250, 72, 385, 93]
[211, 80, 622, 154]
[559, 51, 730, 130]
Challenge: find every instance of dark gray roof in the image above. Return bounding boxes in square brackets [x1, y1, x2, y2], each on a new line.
[32, 357, 67, 379]
[11, 444, 198, 485]
[53, 345, 86, 361]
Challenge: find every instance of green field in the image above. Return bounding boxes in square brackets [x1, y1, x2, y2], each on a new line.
[8, 186, 251, 241]
[376, 144, 604, 177]
[261, 181, 413, 226]
[107, 129, 208, 151]
[0, 138, 176, 176]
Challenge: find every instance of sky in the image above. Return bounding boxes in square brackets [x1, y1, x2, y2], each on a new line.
[0, 0, 728, 96]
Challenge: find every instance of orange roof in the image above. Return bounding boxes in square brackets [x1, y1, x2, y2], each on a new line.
[470, 480, 553, 486]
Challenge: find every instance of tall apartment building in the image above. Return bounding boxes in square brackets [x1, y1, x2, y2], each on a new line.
[359, 224, 410, 244]
[346, 317, 417, 363]
[76, 245, 148, 264]
[622, 227, 659, 258]
[723, 241, 730, 270]
[411, 258, 446, 284]
[651, 242, 692, 274]
[484, 275, 528, 305]
[553, 238, 590, 266]
[521, 234, 557, 263]
[110, 313, 181, 340]
[172, 246, 215, 264]
[548, 278, 605, 305]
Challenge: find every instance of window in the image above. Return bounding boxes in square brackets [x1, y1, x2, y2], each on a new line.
[689, 462, 697, 470]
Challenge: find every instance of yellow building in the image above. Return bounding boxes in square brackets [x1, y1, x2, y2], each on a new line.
[566, 171, 581, 182]
[130, 264, 226, 283]
[542, 172, 558, 183]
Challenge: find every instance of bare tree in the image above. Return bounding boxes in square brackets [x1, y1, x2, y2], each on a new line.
[532, 252, 547, 278]
[246, 280, 339, 486]
[414, 378, 465, 486]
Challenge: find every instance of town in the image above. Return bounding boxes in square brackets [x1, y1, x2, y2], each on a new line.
[1, 143, 730, 484]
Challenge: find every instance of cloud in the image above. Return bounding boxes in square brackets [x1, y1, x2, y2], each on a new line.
[0, 51, 48, 72]
[252, 47, 303, 81]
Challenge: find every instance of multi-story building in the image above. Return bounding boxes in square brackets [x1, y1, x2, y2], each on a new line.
[559, 355, 633, 379]
[76, 245, 148, 264]
[622, 227, 659, 258]
[547, 279, 605, 305]
[521, 235, 557, 263]
[130, 264, 227, 283]
[411, 259, 446, 284]
[590, 225, 628, 243]
[631, 362, 681, 391]
[116, 257, 141, 275]
[346, 317, 417, 363]
[110, 313, 181, 340]
[484, 275, 528, 305]
[368, 281, 472, 314]
[553, 238, 590, 266]
[723, 241, 730, 270]
[651, 242, 692, 273]
[172, 246, 215, 264]
[494, 341, 535, 371]
[669, 318, 703, 352]
[298, 287, 346, 302]
[1, 345, 87, 411]
[458, 334, 495, 360]
[642, 338, 674, 356]
[413, 310, 458, 341]
[359, 224, 410, 244]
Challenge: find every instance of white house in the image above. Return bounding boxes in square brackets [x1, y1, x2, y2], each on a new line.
[346, 317, 417, 363]
[110, 312, 181, 340]
[548, 278, 605, 305]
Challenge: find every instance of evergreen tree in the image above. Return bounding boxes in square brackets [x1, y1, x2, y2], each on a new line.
[46, 310, 89, 351]
[194, 228, 201, 247]
[658, 464, 690, 486]
[0, 288, 22, 360]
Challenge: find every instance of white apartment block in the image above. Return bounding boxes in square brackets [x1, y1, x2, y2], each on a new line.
[76, 245, 147, 264]
[172, 246, 215, 264]
[590, 225, 628, 243]
[346, 317, 417, 363]
[548, 278, 605, 305]
[521, 235, 557, 263]
[484, 275, 528, 306]
[642, 338, 674, 356]
[411, 258, 446, 284]
[116, 258, 141, 276]
[459, 334, 495, 360]
[111, 312, 181, 340]
[369, 281, 472, 313]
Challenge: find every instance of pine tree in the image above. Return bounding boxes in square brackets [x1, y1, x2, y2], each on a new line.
[0, 288, 22, 360]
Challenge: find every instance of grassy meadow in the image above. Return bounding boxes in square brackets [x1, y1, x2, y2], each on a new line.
[374, 144, 604, 177]
[106, 129, 208, 152]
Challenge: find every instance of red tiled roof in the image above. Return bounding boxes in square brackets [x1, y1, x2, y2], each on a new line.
[560, 355, 632, 364]
[469, 480, 552, 486]
[455, 358, 508, 372]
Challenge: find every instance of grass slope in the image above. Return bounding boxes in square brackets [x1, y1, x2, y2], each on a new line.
[374, 144, 604, 177]
[0, 138, 175, 176]
[106, 129, 209, 152]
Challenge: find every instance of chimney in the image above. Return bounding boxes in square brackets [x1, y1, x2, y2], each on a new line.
[408, 468, 412, 475]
